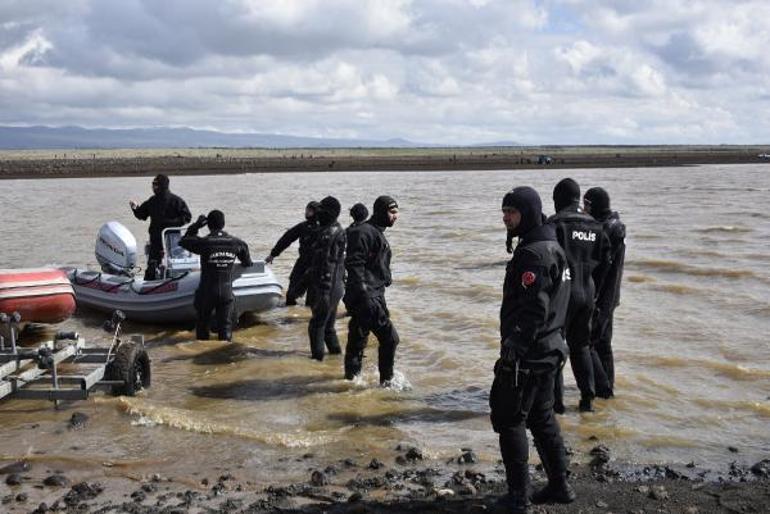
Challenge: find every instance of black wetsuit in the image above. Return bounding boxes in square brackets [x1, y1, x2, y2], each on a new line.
[132, 190, 191, 280]
[491, 189, 572, 508]
[591, 211, 625, 395]
[180, 225, 253, 341]
[269, 220, 318, 305]
[547, 205, 610, 407]
[343, 220, 399, 383]
[307, 221, 346, 360]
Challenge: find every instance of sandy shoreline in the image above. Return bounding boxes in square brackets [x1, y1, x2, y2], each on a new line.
[2, 436, 769, 513]
[1, 145, 768, 179]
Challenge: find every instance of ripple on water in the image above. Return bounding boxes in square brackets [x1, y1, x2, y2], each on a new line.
[627, 258, 758, 280]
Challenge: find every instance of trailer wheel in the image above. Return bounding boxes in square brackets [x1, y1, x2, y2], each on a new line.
[107, 342, 151, 396]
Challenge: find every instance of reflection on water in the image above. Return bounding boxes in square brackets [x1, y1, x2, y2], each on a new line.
[0, 164, 769, 485]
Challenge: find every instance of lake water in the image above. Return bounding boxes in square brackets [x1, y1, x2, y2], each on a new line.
[1, 164, 768, 486]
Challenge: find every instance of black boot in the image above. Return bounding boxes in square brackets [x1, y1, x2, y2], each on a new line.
[579, 396, 594, 412]
[530, 474, 575, 504]
[498, 460, 530, 513]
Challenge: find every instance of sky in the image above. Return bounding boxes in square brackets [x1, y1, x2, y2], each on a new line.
[1, 0, 768, 145]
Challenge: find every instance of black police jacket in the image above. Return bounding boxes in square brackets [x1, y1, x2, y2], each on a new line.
[547, 206, 611, 310]
[269, 220, 318, 263]
[595, 211, 626, 312]
[345, 220, 392, 299]
[310, 222, 346, 296]
[179, 226, 253, 295]
[132, 191, 191, 249]
[500, 224, 570, 363]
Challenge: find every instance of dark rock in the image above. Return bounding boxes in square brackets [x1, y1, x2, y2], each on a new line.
[649, 485, 669, 500]
[348, 492, 363, 502]
[728, 446, 739, 453]
[15, 492, 28, 502]
[343, 458, 357, 468]
[302, 453, 315, 459]
[141, 482, 158, 493]
[590, 445, 611, 467]
[201, 478, 209, 486]
[310, 470, 328, 487]
[405, 447, 424, 461]
[324, 465, 338, 475]
[368, 458, 384, 470]
[43, 474, 69, 487]
[751, 459, 770, 477]
[220, 498, 243, 511]
[458, 450, 478, 464]
[395, 455, 408, 466]
[0, 460, 30, 474]
[131, 490, 147, 502]
[5, 473, 22, 486]
[67, 412, 89, 430]
[219, 473, 235, 482]
[64, 482, 104, 506]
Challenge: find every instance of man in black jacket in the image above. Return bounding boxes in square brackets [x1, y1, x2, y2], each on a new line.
[265, 201, 320, 306]
[584, 187, 626, 398]
[548, 178, 611, 412]
[130, 174, 192, 280]
[348, 203, 368, 228]
[491, 186, 574, 513]
[180, 210, 253, 341]
[307, 196, 346, 360]
[343, 195, 400, 385]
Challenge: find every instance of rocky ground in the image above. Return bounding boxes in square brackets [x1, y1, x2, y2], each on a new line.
[2, 418, 769, 514]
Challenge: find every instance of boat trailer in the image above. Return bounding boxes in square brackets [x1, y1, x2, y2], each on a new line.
[0, 310, 150, 405]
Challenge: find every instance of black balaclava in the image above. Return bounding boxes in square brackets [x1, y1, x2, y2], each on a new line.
[318, 196, 341, 226]
[306, 201, 321, 221]
[502, 186, 543, 237]
[552, 177, 580, 212]
[584, 187, 611, 219]
[153, 174, 170, 195]
[371, 195, 398, 227]
[350, 203, 368, 223]
[207, 210, 225, 231]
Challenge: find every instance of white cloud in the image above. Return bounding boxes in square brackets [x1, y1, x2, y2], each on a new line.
[0, 0, 767, 143]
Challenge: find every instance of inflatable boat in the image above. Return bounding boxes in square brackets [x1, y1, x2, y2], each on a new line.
[65, 222, 283, 324]
[0, 268, 76, 323]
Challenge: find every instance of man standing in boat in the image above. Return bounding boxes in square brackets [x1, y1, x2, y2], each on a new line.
[180, 210, 253, 342]
[307, 196, 346, 360]
[343, 195, 400, 386]
[265, 201, 320, 306]
[491, 186, 574, 513]
[129, 174, 191, 281]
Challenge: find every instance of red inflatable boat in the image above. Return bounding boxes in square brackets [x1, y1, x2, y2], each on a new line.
[0, 268, 76, 323]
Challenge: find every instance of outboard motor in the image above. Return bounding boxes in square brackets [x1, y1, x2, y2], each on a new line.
[95, 221, 137, 276]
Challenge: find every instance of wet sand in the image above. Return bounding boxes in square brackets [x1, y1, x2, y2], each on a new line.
[1, 145, 768, 179]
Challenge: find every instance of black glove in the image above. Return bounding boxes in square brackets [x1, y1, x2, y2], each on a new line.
[500, 336, 526, 365]
[193, 215, 208, 228]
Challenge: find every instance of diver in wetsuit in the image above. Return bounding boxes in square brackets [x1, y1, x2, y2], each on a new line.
[180, 210, 253, 341]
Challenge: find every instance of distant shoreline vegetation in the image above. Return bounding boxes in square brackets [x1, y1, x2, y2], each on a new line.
[0, 145, 767, 179]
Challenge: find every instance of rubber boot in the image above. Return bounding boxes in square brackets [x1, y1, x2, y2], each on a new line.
[497, 461, 530, 513]
[530, 474, 575, 504]
[326, 333, 342, 355]
[579, 396, 594, 412]
[344, 351, 363, 380]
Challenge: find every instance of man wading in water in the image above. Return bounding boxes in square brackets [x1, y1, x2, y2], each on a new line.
[490, 186, 575, 513]
[343, 195, 400, 386]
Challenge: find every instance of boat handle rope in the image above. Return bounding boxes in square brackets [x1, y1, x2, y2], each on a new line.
[71, 269, 135, 292]
[130, 271, 190, 295]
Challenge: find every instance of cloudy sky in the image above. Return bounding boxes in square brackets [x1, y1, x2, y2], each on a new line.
[1, 0, 768, 145]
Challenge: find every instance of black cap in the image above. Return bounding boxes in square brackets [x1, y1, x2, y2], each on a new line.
[207, 209, 225, 231]
[318, 196, 341, 225]
[372, 195, 398, 227]
[553, 178, 580, 212]
[584, 187, 611, 217]
[350, 203, 368, 223]
[502, 186, 543, 237]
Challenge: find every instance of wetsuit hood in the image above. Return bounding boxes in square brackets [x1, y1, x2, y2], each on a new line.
[584, 187, 611, 220]
[318, 196, 341, 226]
[502, 186, 543, 237]
[371, 195, 398, 227]
[153, 174, 170, 196]
[350, 203, 368, 223]
[553, 178, 580, 212]
[207, 209, 225, 231]
[306, 201, 321, 221]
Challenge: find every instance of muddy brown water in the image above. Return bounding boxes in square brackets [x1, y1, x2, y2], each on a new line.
[0, 164, 768, 486]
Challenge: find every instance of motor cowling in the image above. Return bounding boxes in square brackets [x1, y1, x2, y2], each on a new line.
[96, 221, 137, 275]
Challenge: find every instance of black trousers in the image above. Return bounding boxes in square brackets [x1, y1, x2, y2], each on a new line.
[490, 362, 568, 494]
[591, 307, 616, 395]
[555, 302, 595, 406]
[144, 242, 164, 281]
[344, 294, 399, 383]
[286, 258, 311, 305]
[194, 289, 234, 341]
[308, 286, 343, 360]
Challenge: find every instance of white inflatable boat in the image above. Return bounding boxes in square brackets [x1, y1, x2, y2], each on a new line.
[65, 222, 283, 324]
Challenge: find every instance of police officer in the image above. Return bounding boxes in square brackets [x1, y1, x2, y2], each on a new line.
[491, 186, 574, 513]
[584, 187, 626, 398]
[265, 201, 320, 306]
[130, 174, 192, 280]
[349, 202, 368, 228]
[343, 195, 400, 385]
[547, 178, 610, 412]
[307, 196, 346, 360]
[179, 210, 253, 341]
